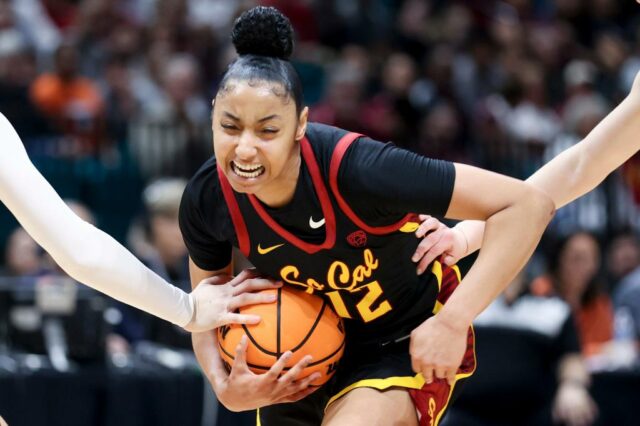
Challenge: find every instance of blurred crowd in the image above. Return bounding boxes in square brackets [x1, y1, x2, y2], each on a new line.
[2, 0, 640, 424]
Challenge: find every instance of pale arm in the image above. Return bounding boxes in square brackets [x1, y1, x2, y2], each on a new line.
[453, 71, 640, 258]
[0, 113, 194, 326]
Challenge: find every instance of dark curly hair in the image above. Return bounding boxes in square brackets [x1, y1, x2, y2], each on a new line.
[217, 6, 303, 114]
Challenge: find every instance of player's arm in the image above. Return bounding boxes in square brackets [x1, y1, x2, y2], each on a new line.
[0, 112, 200, 328]
[189, 259, 320, 411]
[409, 165, 554, 385]
[418, 70, 640, 265]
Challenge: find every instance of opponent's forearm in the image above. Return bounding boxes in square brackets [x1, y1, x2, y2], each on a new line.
[452, 77, 640, 257]
[0, 113, 193, 326]
[440, 190, 554, 327]
[529, 92, 640, 210]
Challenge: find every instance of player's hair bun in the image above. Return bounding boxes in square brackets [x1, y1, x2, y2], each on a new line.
[231, 6, 294, 60]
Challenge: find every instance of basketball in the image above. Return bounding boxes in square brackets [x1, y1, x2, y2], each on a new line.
[217, 286, 345, 386]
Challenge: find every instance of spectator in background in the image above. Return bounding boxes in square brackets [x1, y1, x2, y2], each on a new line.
[606, 230, 640, 291]
[532, 231, 614, 357]
[0, 8, 51, 139]
[611, 230, 640, 348]
[3, 228, 43, 277]
[443, 268, 597, 426]
[30, 41, 105, 155]
[114, 178, 191, 349]
[416, 100, 467, 162]
[129, 53, 211, 179]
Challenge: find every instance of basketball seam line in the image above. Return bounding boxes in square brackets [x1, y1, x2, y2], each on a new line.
[290, 299, 328, 353]
[276, 287, 282, 358]
[218, 334, 345, 370]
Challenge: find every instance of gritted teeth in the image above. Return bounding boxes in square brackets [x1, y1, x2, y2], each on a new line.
[232, 161, 265, 178]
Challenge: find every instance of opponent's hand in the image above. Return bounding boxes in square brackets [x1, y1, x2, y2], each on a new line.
[552, 382, 598, 426]
[409, 314, 467, 386]
[412, 215, 467, 274]
[212, 335, 321, 411]
[184, 269, 282, 332]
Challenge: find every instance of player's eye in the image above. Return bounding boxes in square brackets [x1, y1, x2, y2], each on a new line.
[221, 123, 239, 130]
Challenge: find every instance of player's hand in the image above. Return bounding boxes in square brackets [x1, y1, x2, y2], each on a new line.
[412, 215, 466, 274]
[184, 269, 282, 332]
[409, 314, 468, 386]
[0, 415, 8, 426]
[552, 382, 598, 426]
[212, 335, 321, 411]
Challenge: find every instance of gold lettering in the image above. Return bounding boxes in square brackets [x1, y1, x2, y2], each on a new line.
[280, 265, 324, 293]
[327, 261, 353, 290]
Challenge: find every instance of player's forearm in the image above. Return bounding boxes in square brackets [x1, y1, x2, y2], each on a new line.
[439, 189, 554, 328]
[193, 331, 224, 388]
[0, 113, 194, 326]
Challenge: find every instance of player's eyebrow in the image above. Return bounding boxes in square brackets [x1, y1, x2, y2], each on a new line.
[222, 111, 240, 121]
[257, 114, 281, 123]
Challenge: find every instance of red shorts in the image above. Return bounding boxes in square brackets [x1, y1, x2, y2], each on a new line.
[408, 263, 476, 426]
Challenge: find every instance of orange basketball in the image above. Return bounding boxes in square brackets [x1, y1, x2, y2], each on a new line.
[217, 286, 345, 386]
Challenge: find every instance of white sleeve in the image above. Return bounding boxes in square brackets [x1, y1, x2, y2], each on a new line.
[0, 113, 194, 327]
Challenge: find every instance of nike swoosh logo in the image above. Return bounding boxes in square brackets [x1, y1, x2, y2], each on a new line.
[257, 243, 285, 255]
[309, 216, 325, 229]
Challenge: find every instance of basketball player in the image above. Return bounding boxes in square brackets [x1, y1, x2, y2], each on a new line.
[410, 68, 640, 273]
[181, 7, 554, 426]
[0, 110, 284, 336]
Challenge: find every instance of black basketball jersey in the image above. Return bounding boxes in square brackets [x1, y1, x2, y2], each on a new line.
[215, 126, 449, 344]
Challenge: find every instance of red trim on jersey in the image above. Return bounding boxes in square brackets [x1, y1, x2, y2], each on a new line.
[329, 132, 414, 235]
[247, 136, 337, 254]
[217, 165, 251, 257]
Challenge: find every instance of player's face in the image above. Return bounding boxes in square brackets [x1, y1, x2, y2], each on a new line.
[212, 80, 307, 206]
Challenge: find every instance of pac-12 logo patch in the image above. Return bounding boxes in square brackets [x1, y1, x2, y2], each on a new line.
[346, 230, 367, 247]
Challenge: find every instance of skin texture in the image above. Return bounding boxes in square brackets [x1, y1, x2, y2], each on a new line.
[191, 79, 554, 419]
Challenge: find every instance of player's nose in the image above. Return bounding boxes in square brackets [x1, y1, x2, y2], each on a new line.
[235, 132, 258, 159]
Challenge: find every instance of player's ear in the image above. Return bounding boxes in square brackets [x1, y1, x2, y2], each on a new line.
[210, 99, 216, 125]
[295, 107, 308, 141]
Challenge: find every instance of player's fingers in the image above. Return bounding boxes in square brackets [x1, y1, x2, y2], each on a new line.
[275, 385, 318, 404]
[230, 335, 250, 375]
[416, 249, 439, 275]
[290, 372, 322, 393]
[411, 233, 440, 263]
[417, 237, 452, 272]
[434, 366, 448, 380]
[265, 351, 293, 380]
[228, 292, 277, 310]
[443, 254, 458, 266]
[415, 216, 440, 238]
[278, 355, 313, 384]
[446, 369, 457, 386]
[229, 269, 260, 286]
[233, 278, 282, 295]
[422, 366, 434, 385]
[223, 313, 261, 325]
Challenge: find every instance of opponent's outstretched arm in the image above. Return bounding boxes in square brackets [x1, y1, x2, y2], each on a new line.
[413, 71, 640, 267]
[0, 113, 265, 332]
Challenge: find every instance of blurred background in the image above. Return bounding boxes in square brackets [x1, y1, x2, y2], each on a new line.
[1, 0, 640, 425]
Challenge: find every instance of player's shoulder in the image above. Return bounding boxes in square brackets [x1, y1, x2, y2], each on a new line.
[184, 155, 219, 199]
[305, 122, 384, 174]
[182, 155, 226, 221]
